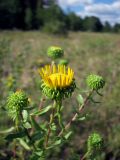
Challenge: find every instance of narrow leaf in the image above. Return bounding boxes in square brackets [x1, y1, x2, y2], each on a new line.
[23, 122, 32, 129]
[30, 105, 52, 116]
[0, 127, 15, 134]
[18, 139, 31, 151]
[5, 130, 26, 141]
[31, 117, 42, 131]
[22, 110, 29, 122]
[64, 131, 72, 140]
[77, 94, 84, 105]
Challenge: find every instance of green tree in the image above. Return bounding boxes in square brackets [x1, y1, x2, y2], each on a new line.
[0, 0, 19, 29]
[67, 12, 83, 31]
[113, 23, 120, 33]
[25, 8, 33, 29]
[103, 21, 112, 32]
[83, 16, 103, 32]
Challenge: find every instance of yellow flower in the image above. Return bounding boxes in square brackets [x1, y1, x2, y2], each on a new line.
[38, 65, 74, 89]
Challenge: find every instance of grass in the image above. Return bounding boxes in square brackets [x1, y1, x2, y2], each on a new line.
[0, 31, 120, 159]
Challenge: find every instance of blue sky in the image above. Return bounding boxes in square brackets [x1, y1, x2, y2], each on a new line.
[58, 0, 120, 25]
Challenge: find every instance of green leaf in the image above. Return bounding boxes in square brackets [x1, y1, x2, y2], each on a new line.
[18, 138, 31, 151]
[23, 122, 32, 129]
[34, 150, 44, 157]
[22, 110, 29, 122]
[50, 123, 56, 131]
[64, 131, 72, 140]
[77, 114, 89, 121]
[47, 139, 62, 149]
[0, 127, 15, 134]
[78, 116, 86, 121]
[30, 105, 52, 116]
[96, 90, 103, 96]
[5, 130, 26, 141]
[31, 132, 44, 142]
[90, 97, 101, 104]
[31, 117, 42, 131]
[53, 139, 62, 146]
[77, 94, 84, 105]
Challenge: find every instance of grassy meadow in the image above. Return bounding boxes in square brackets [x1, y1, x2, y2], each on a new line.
[0, 31, 120, 160]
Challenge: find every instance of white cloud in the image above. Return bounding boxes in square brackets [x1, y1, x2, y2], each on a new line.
[81, 1, 120, 25]
[58, 0, 120, 25]
[58, 0, 93, 7]
[85, 1, 120, 14]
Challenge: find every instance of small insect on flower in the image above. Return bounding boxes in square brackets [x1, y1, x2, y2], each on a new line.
[38, 65, 76, 100]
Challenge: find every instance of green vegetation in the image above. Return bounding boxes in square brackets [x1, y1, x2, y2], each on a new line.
[0, 31, 120, 159]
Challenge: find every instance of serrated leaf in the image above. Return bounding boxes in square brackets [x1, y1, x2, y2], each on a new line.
[77, 94, 84, 105]
[18, 138, 31, 151]
[30, 105, 52, 116]
[0, 127, 15, 134]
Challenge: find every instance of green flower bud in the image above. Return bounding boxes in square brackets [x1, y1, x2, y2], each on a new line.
[59, 59, 69, 66]
[86, 74, 105, 90]
[47, 46, 64, 59]
[87, 133, 103, 153]
[6, 90, 29, 120]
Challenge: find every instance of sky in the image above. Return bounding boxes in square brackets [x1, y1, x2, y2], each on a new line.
[58, 0, 120, 25]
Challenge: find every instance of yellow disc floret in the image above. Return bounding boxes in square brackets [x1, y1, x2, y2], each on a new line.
[38, 65, 74, 89]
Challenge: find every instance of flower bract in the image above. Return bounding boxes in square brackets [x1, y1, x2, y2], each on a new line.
[47, 46, 64, 59]
[6, 90, 29, 120]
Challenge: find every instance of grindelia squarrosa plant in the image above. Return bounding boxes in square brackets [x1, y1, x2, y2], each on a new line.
[3, 46, 105, 159]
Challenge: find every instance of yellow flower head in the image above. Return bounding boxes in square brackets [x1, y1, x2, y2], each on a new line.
[38, 65, 74, 89]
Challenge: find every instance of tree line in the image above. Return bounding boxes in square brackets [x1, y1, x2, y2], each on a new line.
[0, 0, 120, 33]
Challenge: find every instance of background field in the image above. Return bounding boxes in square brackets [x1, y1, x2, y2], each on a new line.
[0, 31, 120, 160]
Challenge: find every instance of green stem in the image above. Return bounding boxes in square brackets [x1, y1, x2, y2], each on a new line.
[58, 90, 94, 137]
[24, 128, 36, 150]
[44, 100, 56, 148]
[81, 152, 89, 160]
[20, 114, 36, 151]
[57, 100, 64, 130]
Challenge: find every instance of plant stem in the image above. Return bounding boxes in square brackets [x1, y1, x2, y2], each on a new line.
[20, 114, 36, 151]
[24, 128, 36, 150]
[80, 152, 89, 160]
[44, 100, 56, 148]
[58, 90, 93, 137]
[35, 97, 46, 122]
[57, 100, 64, 130]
